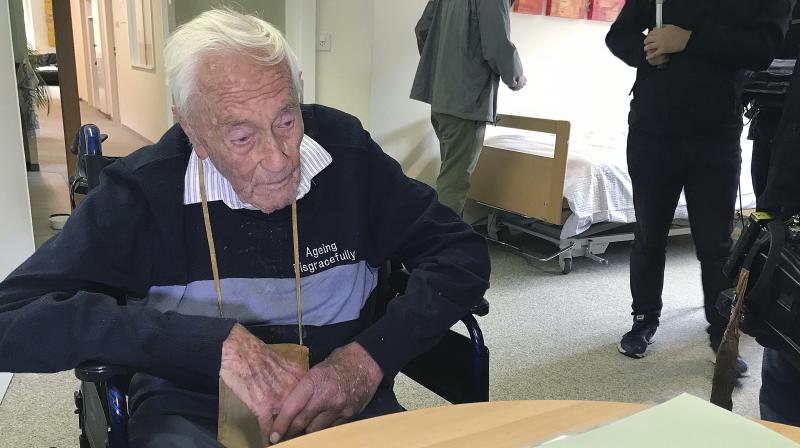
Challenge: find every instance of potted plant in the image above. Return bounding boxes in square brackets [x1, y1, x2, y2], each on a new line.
[23, 46, 52, 115]
[17, 46, 52, 171]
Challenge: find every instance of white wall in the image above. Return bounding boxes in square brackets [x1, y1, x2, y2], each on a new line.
[98, 0, 121, 118]
[0, 1, 35, 279]
[111, 0, 168, 142]
[370, 9, 637, 186]
[174, 0, 285, 29]
[285, 0, 317, 103]
[315, 0, 373, 127]
[369, 0, 438, 184]
[326, 6, 637, 188]
[9, 0, 28, 63]
[22, 0, 35, 48]
[27, 0, 55, 53]
[499, 14, 635, 136]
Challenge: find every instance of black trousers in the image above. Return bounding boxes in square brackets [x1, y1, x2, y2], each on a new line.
[127, 373, 404, 448]
[761, 347, 800, 426]
[627, 129, 742, 339]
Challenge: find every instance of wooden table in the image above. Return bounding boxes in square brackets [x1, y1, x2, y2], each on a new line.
[279, 400, 800, 447]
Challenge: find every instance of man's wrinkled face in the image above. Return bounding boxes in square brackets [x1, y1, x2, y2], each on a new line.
[178, 54, 303, 214]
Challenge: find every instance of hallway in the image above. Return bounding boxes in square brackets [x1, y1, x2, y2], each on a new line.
[26, 86, 151, 247]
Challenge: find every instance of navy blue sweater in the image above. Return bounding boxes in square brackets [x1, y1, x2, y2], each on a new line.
[0, 105, 490, 390]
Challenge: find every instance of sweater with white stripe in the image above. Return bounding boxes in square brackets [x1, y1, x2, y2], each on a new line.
[0, 105, 490, 390]
[183, 134, 332, 209]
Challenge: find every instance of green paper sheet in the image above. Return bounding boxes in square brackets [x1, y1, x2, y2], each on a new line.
[533, 394, 800, 448]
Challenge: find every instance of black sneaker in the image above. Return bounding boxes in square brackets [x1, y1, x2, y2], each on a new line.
[711, 353, 750, 378]
[618, 315, 658, 358]
[735, 356, 750, 378]
[710, 334, 750, 378]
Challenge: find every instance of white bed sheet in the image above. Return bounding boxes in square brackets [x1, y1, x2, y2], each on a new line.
[483, 126, 756, 239]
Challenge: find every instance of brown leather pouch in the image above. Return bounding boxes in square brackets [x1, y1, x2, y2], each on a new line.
[218, 344, 309, 447]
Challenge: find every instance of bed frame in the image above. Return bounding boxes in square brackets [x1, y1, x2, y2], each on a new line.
[469, 114, 691, 274]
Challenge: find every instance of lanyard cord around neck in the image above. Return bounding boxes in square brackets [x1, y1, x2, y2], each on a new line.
[197, 157, 304, 346]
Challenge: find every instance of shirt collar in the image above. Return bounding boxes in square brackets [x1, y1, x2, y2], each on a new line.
[183, 134, 332, 210]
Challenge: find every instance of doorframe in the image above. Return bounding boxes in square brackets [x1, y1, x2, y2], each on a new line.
[85, 13, 102, 110]
[163, 0, 175, 127]
[52, 0, 82, 184]
[81, 0, 120, 121]
[79, 0, 95, 107]
[285, 0, 316, 103]
[99, 0, 120, 121]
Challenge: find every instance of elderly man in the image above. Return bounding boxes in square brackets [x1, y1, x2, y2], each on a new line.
[0, 10, 490, 447]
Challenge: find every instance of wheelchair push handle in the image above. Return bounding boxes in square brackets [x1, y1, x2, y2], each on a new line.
[85, 125, 102, 156]
[70, 124, 108, 156]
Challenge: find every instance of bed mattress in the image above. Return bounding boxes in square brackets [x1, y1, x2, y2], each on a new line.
[483, 127, 757, 239]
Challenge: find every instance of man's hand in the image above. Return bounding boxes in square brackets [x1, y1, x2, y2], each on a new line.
[644, 25, 692, 58]
[269, 342, 384, 444]
[646, 53, 670, 66]
[219, 324, 306, 445]
[512, 74, 527, 91]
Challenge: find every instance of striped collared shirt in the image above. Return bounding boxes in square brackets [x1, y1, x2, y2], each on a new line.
[183, 135, 332, 209]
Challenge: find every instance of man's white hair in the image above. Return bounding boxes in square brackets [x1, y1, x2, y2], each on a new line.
[164, 9, 302, 121]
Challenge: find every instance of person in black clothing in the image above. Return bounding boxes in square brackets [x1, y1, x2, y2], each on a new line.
[606, 0, 792, 365]
[749, 2, 800, 198]
[758, 57, 800, 216]
[756, 54, 800, 427]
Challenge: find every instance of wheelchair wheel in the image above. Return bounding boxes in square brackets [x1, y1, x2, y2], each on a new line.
[496, 225, 512, 242]
[560, 257, 572, 275]
[77, 382, 111, 448]
[79, 434, 92, 448]
[75, 390, 92, 448]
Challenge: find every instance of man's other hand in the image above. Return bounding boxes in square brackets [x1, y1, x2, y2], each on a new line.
[644, 25, 692, 58]
[219, 324, 306, 446]
[646, 53, 670, 66]
[512, 74, 527, 91]
[269, 342, 384, 444]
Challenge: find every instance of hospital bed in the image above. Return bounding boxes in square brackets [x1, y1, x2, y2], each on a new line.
[468, 114, 757, 274]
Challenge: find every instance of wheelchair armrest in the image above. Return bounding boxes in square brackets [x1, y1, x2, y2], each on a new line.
[385, 265, 489, 317]
[75, 363, 131, 383]
[471, 298, 489, 317]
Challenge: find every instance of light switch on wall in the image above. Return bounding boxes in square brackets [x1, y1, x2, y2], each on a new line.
[317, 32, 332, 52]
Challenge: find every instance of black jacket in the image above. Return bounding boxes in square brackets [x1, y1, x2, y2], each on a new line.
[759, 58, 800, 213]
[779, 2, 800, 58]
[607, 0, 792, 135]
[0, 105, 491, 390]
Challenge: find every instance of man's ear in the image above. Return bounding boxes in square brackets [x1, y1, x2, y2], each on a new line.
[173, 106, 209, 159]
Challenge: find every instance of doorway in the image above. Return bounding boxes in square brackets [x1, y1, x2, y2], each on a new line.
[84, 0, 118, 118]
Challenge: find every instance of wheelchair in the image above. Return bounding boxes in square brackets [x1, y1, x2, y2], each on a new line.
[69, 124, 491, 447]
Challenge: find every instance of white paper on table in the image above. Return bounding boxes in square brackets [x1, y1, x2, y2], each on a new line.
[529, 394, 800, 448]
[539, 435, 570, 445]
[0, 373, 12, 406]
